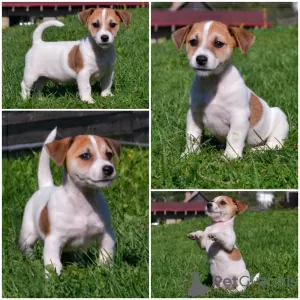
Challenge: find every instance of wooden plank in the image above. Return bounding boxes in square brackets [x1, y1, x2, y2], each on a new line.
[2, 2, 148, 8]
[3, 111, 149, 148]
[152, 10, 273, 27]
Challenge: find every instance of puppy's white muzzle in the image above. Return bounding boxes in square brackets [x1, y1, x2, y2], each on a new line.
[189, 47, 222, 77]
[95, 30, 114, 48]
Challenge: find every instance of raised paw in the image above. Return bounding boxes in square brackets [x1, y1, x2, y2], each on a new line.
[188, 231, 203, 240]
[208, 233, 218, 241]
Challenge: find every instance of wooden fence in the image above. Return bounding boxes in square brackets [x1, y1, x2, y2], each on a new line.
[3, 111, 149, 153]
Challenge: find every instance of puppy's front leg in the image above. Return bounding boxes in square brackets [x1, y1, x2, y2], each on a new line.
[43, 236, 63, 276]
[101, 69, 114, 97]
[188, 230, 206, 249]
[76, 72, 95, 104]
[182, 108, 204, 158]
[98, 226, 116, 265]
[208, 232, 235, 252]
[224, 112, 249, 159]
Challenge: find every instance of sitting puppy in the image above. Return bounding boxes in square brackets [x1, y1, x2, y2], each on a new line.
[19, 128, 120, 276]
[188, 196, 259, 292]
[21, 8, 132, 103]
[172, 21, 289, 159]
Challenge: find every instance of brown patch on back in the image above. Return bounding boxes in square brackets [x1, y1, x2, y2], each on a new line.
[68, 45, 84, 73]
[39, 204, 50, 236]
[227, 248, 242, 261]
[250, 93, 263, 128]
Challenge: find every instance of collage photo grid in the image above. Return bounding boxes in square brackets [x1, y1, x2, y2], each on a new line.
[1, 0, 298, 299]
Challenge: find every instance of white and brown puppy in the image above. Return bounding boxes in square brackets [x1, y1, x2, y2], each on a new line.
[172, 21, 289, 159]
[19, 128, 120, 276]
[21, 8, 132, 103]
[188, 196, 259, 292]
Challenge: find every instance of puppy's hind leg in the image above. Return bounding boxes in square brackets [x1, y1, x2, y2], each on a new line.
[33, 77, 48, 98]
[252, 108, 289, 151]
[19, 211, 38, 258]
[21, 72, 40, 100]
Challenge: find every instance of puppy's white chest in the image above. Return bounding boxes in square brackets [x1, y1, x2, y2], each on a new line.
[202, 104, 231, 139]
[191, 91, 231, 140]
[89, 51, 115, 80]
[64, 211, 105, 249]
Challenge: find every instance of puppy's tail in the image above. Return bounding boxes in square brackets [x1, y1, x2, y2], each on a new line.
[251, 273, 260, 284]
[38, 127, 57, 189]
[32, 20, 64, 45]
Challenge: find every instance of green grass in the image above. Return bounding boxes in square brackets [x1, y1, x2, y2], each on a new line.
[2, 8, 149, 109]
[151, 210, 298, 298]
[151, 26, 298, 189]
[2, 147, 149, 297]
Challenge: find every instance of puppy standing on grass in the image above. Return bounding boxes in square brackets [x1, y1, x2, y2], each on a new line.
[21, 8, 132, 103]
[188, 196, 260, 292]
[19, 128, 120, 276]
[172, 21, 289, 159]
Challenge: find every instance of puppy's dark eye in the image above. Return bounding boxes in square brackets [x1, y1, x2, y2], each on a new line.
[92, 21, 100, 28]
[189, 39, 198, 47]
[214, 40, 224, 48]
[110, 22, 116, 28]
[221, 200, 227, 205]
[79, 152, 92, 160]
[106, 151, 113, 160]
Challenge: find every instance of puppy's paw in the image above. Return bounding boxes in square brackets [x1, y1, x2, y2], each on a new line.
[81, 97, 95, 104]
[188, 231, 203, 240]
[223, 151, 241, 160]
[208, 233, 218, 241]
[101, 90, 113, 97]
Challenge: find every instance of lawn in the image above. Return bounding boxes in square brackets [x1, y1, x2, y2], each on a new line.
[151, 210, 298, 298]
[2, 147, 149, 298]
[151, 26, 298, 189]
[2, 8, 149, 109]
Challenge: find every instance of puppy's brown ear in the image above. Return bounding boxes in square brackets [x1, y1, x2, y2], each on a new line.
[78, 8, 95, 26]
[228, 27, 255, 55]
[172, 24, 193, 50]
[45, 138, 73, 166]
[115, 10, 132, 27]
[104, 138, 121, 163]
[233, 199, 248, 214]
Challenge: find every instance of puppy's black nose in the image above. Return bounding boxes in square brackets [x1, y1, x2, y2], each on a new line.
[101, 35, 109, 42]
[103, 165, 114, 176]
[207, 202, 213, 209]
[196, 55, 208, 66]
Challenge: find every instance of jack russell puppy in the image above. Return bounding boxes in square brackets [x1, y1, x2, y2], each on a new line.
[188, 196, 259, 292]
[172, 21, 289, 159]
[19, 128, 120, 276]
[21, 8, 132, 104]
